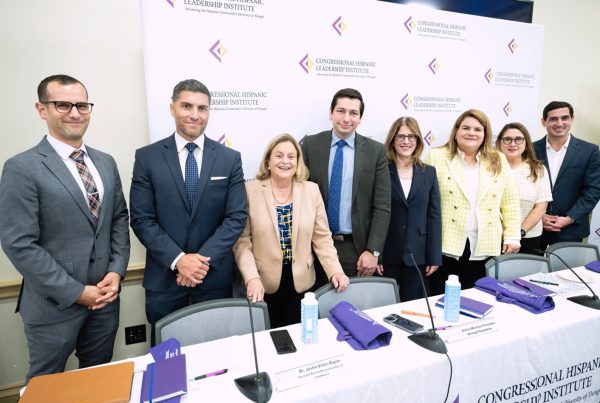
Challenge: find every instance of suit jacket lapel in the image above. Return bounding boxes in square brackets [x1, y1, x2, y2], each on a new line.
[87, 147, 111, 230]
[477, 160, 494, 202]
[260, 180, 279, 240]
[314, 132, 332, 203]
[389, 164, 407, 206]
[291, 181, 301, 254]
[407, 164, 425, 203]
[193, 136, 217, 216]
[446, 156, 470, 205]
[554, 136, 579, 186]
[162, 134, 189, 211]
[37, 138, 95, 226]
[352, 133, 367, 203]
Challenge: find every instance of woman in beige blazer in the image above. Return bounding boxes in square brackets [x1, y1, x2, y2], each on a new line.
[234, 134, 349, 327]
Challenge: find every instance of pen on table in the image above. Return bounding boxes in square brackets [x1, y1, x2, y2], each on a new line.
[401, 310, 434, 319]
[435, 325, 453, 331]
[513, 279, 531, 291]
[190, 368, 228, 381]
[529, 279, 559, 286]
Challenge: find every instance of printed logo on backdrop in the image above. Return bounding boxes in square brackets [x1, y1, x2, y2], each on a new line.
[401, 92, 461, 113]
[503, 102, 512, 117]
[595, 228, 600, 238]
[424, 130, 436, 147]
[508, 38, 518, 54]
[165, 0, 175, 7]
[484, 68, 535, 89]
[180, 0, 265, 19]
[332, 16, 346, 36]
[298, 135, 307, 146]
[298, 53, 377, 79]
[217, 134, 234, 148]
[429, 58, 440, 75]
[403, 15, 466, 41]
[209, 40, 228, 62]
[211, 90, 268, 112]
[299, 54, 314, 74]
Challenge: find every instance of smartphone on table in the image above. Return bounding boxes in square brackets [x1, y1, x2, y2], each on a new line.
[270, 329, 297, 354]
[383, 314, 424, 334]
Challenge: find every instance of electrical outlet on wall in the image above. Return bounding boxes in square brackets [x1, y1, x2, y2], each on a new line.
[125, 324, 146, 345]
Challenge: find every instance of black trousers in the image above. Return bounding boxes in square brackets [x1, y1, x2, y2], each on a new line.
[264, 262, 303, 328]
[430, 240, 489, 295]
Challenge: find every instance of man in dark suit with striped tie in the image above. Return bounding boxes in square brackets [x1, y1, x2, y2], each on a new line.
[0, 74, 130, 382]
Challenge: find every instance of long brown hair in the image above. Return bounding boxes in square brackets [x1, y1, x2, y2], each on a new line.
[384, 116, 425, 168]
[496, 122, 546, 182]
[445, 109, 501, 176]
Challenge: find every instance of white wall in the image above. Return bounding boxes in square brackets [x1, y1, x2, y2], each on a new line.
[0, 0, 598, 392]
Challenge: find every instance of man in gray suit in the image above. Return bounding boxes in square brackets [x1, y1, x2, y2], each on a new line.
[302, 88, 391, 280]
[0, 75, 130, 382]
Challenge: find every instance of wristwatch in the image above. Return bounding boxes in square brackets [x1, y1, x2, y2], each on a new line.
[368, 249, 380, 257]
[520, 229, 526, 238]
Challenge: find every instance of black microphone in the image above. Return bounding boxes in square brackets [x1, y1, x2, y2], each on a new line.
[405, 245, 448, 354]
[534, 249, 600, 310]
[234, 299, 273, 402]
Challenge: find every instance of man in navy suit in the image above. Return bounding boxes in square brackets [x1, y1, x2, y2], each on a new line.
[130, 79, 247, 344]
[533, 101, 600, 249]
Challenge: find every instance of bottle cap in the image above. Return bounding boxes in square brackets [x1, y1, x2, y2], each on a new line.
[304, 292, 316, 302]
[447, 274, 460, 285]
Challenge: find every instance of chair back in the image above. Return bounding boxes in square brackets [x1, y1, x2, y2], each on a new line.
[546, 242, 600, 271]
[484, 254, 550, 280]
[155, 298, 270, 346]
[313, 277, 400, 319]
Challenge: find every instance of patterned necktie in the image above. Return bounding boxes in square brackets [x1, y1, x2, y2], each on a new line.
[69, 150, 100, 223]
[327, 139, 347, 234]
[185, 142, 199, 208]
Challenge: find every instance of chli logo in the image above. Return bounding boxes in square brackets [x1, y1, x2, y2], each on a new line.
[404, 16, 415, 34]
[298, 135, 307, 146]
[332, 16, 346, 36]
[165, 0, 175, 7]
[484, 68, 494, 84]
[503, 102, 512, 117]
[401, 93, 412, 110]
[209, 40, 228, 63]
[508, 39, 518, 54]
[424, 130, 435, 147]
[298, 54, 314, 74]
[428, 58, 440, 75]
[218, 134, 233, 148]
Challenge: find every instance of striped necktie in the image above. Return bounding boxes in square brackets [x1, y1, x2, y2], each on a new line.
[70, 150, 100, 223]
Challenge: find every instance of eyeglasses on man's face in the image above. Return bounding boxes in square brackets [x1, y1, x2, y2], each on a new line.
[42, 101, 94, 114]
[500, 136, 525, 145]
[395, 134, 417, 143]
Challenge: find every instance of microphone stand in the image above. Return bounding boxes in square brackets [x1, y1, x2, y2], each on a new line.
[234, 299, 273, 402]
[405, 246, 448, 354]
[536, 249, 600, 310]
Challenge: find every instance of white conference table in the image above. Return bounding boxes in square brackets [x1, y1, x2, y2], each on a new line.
[128, 268, 600, 402]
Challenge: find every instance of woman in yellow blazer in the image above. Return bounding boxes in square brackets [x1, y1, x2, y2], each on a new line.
[234, 134, 349, 327]
[427, 109, 521, 293]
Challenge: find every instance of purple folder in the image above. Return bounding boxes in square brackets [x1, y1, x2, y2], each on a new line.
[140, 354, 187, 403]
[327, 301, 392, 350]
[474, 276, 554, 314]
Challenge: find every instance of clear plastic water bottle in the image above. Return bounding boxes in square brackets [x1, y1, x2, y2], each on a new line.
[301, 292, 319, 344]
[444, 275, 461, 322]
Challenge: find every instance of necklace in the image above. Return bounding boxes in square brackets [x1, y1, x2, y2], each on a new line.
[272, 187, 292, 204]
[397, 165, 413, 180]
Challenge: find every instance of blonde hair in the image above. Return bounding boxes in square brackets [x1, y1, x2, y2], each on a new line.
[383, 116, 425, 168]
[445, 109, 501, 176]
[256, 134, 309, 181]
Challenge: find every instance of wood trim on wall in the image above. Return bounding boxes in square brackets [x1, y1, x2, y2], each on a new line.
[0, 264, 145, 300]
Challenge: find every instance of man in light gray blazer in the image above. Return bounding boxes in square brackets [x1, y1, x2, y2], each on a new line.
[0, 75, 130, 382]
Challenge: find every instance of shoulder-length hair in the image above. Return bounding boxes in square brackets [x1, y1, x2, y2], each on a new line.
[384, 116, 425, 168]
[446, 109, 501, 176]
[496, 122, 546, 182]
[256, 134, 309, 181]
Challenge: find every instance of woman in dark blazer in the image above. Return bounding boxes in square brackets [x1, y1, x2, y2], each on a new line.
[379, 117, 442, 301]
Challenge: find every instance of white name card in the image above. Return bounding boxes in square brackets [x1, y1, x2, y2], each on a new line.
[275, 354, 346, 392]
[439, 318, 498, 343]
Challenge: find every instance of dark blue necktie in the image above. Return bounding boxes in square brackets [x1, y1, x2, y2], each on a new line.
[185, 142, 198, 208]
[327, 139, 347, 234]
